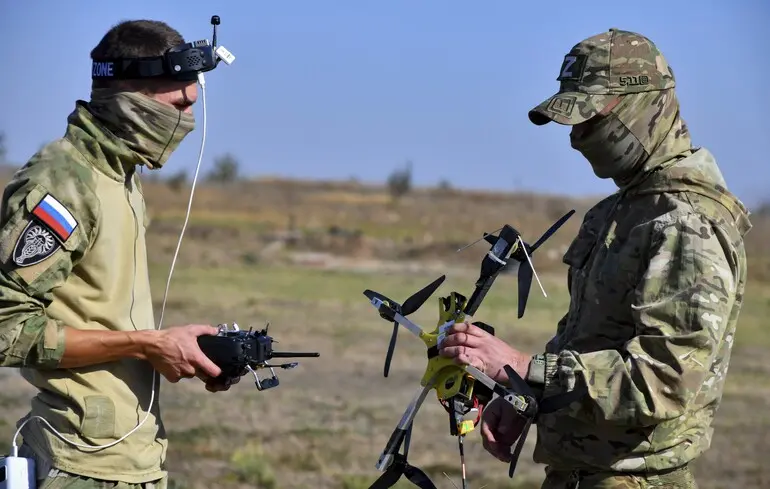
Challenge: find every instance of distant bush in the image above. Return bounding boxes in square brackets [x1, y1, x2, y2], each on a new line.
[387, 160, 412, 199]
[207, 153, 240, 184]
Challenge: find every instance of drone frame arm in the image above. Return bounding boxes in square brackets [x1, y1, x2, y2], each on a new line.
[369, 297, 427, 339]
[376, 373, 439, 472]
[462, 364, 536, 416]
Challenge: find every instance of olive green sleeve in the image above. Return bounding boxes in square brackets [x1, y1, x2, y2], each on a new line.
[537, 213, 741, 427]
[0, 171, 99, 369]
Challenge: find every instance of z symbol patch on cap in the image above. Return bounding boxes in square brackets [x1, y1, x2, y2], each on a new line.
[557, 54, 587, 82]
[31, 194, 78, 242]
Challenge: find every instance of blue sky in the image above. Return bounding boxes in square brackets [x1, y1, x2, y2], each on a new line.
[1, 1, 767, 205]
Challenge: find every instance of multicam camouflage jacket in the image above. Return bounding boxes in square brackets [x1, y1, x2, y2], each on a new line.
[532, 147, 752, 473]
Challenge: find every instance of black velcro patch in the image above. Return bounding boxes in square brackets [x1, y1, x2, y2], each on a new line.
[557, 54, 588, 82]
[12, 221, 62, 267]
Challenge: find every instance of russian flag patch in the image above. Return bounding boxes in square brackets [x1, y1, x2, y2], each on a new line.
[32, 194, 78, 242]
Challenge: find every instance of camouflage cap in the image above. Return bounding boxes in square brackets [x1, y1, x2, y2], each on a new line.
[528, 28, 676, 126]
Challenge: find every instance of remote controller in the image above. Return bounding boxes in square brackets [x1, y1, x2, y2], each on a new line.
[196, 323, 319, 390]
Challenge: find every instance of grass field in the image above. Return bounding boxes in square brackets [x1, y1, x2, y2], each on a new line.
[1, 176, 769, 488]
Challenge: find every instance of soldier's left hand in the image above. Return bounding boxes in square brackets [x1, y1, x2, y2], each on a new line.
[198, 373, 242, 392]
[439, 322, 530, 384]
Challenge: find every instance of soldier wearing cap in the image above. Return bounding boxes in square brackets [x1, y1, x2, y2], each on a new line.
[439, 28, 752, 488]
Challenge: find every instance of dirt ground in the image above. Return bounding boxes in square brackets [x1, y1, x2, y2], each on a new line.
[1, 261, 768, 489]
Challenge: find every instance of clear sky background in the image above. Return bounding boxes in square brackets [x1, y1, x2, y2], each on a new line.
[1, 1, 767, 206]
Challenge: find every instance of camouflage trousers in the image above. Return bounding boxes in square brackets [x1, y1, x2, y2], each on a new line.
[17, 444, 167, 489]
[542, 465, 698, 489]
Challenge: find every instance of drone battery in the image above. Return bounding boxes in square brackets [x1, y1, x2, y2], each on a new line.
[0, 455, 37, 489]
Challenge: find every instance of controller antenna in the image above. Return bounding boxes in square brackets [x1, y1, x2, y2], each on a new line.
[211, 15, 220, 47]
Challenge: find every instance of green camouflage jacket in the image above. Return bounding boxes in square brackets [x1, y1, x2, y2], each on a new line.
[0, 102, 165, 483]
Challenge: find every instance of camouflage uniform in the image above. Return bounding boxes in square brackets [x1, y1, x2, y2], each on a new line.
[523, 29, 752, 489]
[0, 90, 193, 488]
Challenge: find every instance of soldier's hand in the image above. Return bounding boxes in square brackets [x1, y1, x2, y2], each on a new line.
[198, 372, 242, 392]
[144, 324, 222, 383]
[480, 396, 526, 463]
[438, 322, 529, 384]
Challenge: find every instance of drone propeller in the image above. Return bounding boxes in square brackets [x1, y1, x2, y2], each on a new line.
[526, 209, 576, 254]
[401, 276, 446, 316]
[368, 452, 438, 489]
[511, 210, 575, 318]
[466, 210, 574, 319]
[364, 275, 446, 377]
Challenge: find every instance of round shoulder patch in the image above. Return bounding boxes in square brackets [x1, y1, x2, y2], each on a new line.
[12, 221, 61, 267]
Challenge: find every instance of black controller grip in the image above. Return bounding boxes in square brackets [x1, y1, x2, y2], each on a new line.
[197, 335, 250, 379]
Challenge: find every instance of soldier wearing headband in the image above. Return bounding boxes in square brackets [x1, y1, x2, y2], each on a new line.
[0, 20, 234, 489]
[439, 28, 752, 489]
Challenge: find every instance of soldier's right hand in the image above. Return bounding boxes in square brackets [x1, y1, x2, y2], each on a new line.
[143, 324, 222, 383]
[480, 396, 527, 463]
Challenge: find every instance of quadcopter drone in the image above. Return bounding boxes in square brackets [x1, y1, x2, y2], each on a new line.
[362, 210, 575, 489]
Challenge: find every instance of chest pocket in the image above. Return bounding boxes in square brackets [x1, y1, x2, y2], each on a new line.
[553, 211, 603, 349]
[562, 201, 650, 353]
[562, 225, 597, 326]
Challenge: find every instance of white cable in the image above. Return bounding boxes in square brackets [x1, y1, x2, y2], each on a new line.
[11, 72, 208, 455]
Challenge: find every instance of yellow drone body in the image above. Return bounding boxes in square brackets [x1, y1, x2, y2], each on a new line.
[416, 291, 482, 436]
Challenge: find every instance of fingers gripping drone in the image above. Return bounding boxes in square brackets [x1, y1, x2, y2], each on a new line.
[363, 210, 576, 489]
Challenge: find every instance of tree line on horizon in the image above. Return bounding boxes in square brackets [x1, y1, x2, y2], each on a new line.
[0, 130, 768, 214]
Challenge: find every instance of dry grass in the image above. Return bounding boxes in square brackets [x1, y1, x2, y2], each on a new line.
[0, 176, 768, 488]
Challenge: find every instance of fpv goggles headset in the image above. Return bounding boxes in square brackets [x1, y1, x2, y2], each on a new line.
[91, 15, 234, 82]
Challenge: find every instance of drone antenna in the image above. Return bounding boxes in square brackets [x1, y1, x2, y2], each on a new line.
[211, 15, 220, 48]
[518, 236, 547, 298]
[458, 435, 468, 489]
[456, 227, 503, 253]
